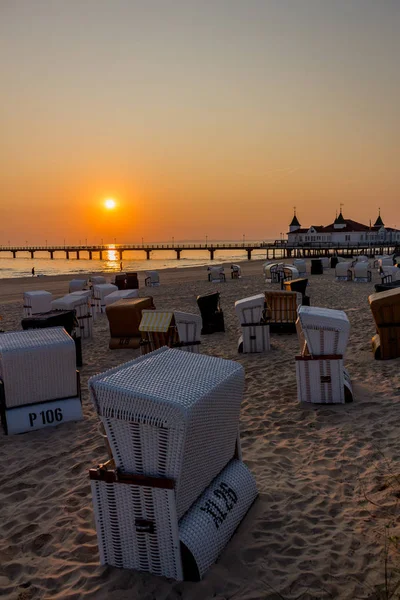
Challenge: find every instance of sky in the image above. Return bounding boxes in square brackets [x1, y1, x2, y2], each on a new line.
[1, 0, 399, 244]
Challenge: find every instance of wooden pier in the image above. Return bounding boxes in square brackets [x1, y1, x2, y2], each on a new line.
[0, 241, 399, 261]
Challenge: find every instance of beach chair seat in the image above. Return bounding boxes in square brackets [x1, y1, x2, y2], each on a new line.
[21, 309, 83, 366]
[145, 271, 160, 287]
[335, 262, 352, 281]
[126, 272, 139, 289]
[139, 310, 179, 354]
[295, 306, 353, 404]
[310, 259, 323, 275]
[69, 279, 88, 293]
[231, 264, 241, 279]
[353, 262, 372, 283]
[174, 311, 202, 353]
[52, 293, 93, 339]
[265, 291, 297, 333]
[196, 292, 225, 334]
[92, 283, 118, 314]
[88, 347, 257, 580]
[0, 328, 82, 435]
[293, 259, 306, 276]
[114, 273, 127, 290]
[283, 278, 310, 305]
[374, 281, 400, 293]
[23, 291, 53, 317]
[91, 276, 107, 285]
[106, 296, 155, 349]
[234, 294, 270, 353]
[208, 266, 226, 283]
[104, 289, 139, 306]
[369, 288, 400, 360]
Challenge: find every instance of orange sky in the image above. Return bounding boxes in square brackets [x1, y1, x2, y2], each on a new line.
[1, 1, 399, 244]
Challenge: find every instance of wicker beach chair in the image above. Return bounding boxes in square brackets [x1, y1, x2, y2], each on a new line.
[231, 264, 241, 279]
[69, 279, 88, 293]
[380, 266, 400, 284]
[91, 276, 107, 285]
[52, 293, 93, 338]
[264, 291, 297, 333]
[234, 294, 270, 353]
[144, 271, 160, 287]
[369, 288, 400, 360]
[88, 347, 257, 580]
[263, 262, 280, 282]
[114, 273, 127, 290]
[335, 262, 352, 281]
[104, 289, 139, 307]
[310, 259, 323, 275]
[92, 283, 118, 314]
[208, 266, 226, 283]
[295, 306, 353, 404]
[197, 292, 225, 334]
[174, 311, 202, 353]
[106, 296, 155, 349]
[0, 328, 82, 435]
[23, 291, 53, 317]
[139, 310, 179, 354]
[353, 262, 372, 283]
[293, 259, 307, 277]
[283, 278, 310, 305]
[320, 257, 330, 269]
[126, 272, 139, 289]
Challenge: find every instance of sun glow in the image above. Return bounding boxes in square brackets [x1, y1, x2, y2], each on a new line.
[104, 198, 116, 209]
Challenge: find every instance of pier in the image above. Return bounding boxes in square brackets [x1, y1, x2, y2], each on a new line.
[0, 241, 399, 261]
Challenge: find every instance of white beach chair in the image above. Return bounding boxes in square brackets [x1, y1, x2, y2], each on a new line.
[282, 265, 299, 281]
[89, 347, 257, 580]
[380, 266, 400, 283]
[104, 289, 139, 306]
[208, 266, 226, 283]
[356, 255, 369, 263]
[69, 279, 88, 293]
[378, 257, 394, 268]
[263, 262, 280, 282]
[91, 276, 107, 285]
[293, 259, 307, 277]
[335, 262, 352, 281]
[52, 293, 93, 338]
[144, 271, 160, 287]
[231, 264, 241, 279]
[320, 257, 330, 269]
[23, 291, 53, 317]
[0, 328, 82, 435]
[353, 262, 372, 283]
[234, 294, 270, 353]
[295, 306, 353, 404]
[174, 311, 202, 353]
[92, 283, 118, 314]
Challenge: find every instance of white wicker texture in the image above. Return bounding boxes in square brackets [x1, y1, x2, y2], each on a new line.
[297, 306, 350, 356]
[105, 290, 140, 306]
[52, 293, 93, 338]
[145, 271, 160, 287]
[92, 276, 107, 285]
[240, 324, 270, 353]
[174, 312, 202, 352]
[0, 328, 77, 408]
[353, 263, 371, 282]
[296, 358, 346, 403]
[234, 294, 265, 325]
[293, 259, 307, 276]
[93, 284, 118, 314]
[335, 262, 352, 280]
[179, 459, 258, 579]
[69, 279, 87, 293]
[91, 479, 182, 579]
[89, 347, 244, 518]
[23, 291, 53, 317]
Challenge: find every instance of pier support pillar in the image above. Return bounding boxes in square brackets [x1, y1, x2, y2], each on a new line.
[287, 249, 292, 258]
[50, 251, 54, 260]
[89, 251, 92, 260]
[30, 251, 34, 259]
[66, 251, 69, 259]
[119, 250, 123, 261]
[99, 251, 103, 260]
[176, 249, 181, 259]
[209, 249, 214, 260]
[12, 251, 16, 258]
[247, 249, 252, 260]
[146, 250, 151, 260]
[76, 251, 80, 260]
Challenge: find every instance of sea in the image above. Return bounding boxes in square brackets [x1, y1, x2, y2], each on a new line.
[0, 240, 280, 279]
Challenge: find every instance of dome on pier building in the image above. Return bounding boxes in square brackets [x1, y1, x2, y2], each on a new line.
[289, 209, 301, 232]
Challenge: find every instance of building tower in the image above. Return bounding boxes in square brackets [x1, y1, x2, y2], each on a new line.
[289, 208, 301, 232]
[374, 209, 384, 228]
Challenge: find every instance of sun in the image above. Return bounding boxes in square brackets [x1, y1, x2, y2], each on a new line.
[104, 198, 116, 209]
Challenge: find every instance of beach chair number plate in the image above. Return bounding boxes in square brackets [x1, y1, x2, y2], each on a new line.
[320, 376, 332, 383]
[5, 397, 83, 435]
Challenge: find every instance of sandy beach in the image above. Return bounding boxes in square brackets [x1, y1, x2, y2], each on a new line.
[1, 260, 399, 600]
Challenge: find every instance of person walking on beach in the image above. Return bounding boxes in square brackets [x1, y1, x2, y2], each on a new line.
[31, 267, 35, 277]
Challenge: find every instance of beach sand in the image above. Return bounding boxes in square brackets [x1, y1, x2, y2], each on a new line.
[1, 260, 399, 600]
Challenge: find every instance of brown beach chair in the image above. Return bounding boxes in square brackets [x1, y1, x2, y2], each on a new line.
[265, 290, 298, 333]
[369, 288, 400, 359]
[106, 297, 155, 349]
